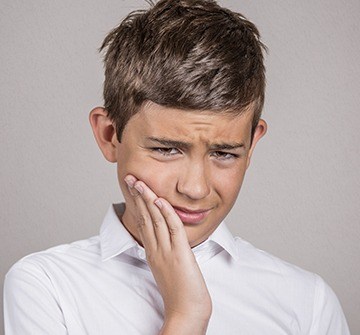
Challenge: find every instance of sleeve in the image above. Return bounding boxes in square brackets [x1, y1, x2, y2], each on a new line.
[309, 274, 351, 335]
[3, 259, 68, 335]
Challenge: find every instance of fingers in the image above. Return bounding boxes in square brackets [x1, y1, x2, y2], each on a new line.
[154, 198, 190, 251]
[125, 175, 172, 253]
[124, 175, 189, 253]
[125, 175, 158, 252]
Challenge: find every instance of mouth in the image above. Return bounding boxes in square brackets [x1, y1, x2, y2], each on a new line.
[172, 206, 212, 224]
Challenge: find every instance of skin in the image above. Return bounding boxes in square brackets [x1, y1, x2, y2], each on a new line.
[89, 102, 267, 334]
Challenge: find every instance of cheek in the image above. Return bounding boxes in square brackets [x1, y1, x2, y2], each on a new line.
[120, 158, 178, 198]
[213, 165, 247, 203]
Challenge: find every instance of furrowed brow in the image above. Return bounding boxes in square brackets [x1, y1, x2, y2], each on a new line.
[210, 142, 246, 150]
[146, 137, 192, 149]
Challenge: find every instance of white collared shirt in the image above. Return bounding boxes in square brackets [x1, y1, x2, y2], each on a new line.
[4, 204, 350, 334]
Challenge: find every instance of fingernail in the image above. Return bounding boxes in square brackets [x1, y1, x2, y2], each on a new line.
[134, 183, 143, 194]
[154, 199, 163, 208]
[124, 176, 135, 188]
[127, 185, 136, 196]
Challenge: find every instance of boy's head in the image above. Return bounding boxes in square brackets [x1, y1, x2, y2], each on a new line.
[90, 0, 267, 247]
[100, 0, 266, 142]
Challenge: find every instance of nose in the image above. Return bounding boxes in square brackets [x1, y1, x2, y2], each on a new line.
[176, 160, 211, 200]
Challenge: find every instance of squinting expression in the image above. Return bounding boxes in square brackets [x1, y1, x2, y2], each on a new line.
[116, 102, 265, 248]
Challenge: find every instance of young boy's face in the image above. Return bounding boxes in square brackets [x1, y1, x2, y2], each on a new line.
[91, 102, 266, 248]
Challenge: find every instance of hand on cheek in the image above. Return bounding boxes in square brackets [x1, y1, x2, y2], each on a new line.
[124, 174, 212, 326]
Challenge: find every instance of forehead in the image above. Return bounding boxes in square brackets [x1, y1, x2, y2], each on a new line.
[125, 102, 254, 142]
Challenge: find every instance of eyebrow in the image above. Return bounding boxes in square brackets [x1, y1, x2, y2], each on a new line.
[146, 137, 246, 150]
[210, 142, 246, 150]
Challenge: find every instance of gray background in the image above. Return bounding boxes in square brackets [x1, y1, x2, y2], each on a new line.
[1, 0, 359, 334]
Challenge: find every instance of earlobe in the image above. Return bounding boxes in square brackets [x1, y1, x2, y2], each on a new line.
[89, 107, 118, 163]
[246, 119, 267, 169]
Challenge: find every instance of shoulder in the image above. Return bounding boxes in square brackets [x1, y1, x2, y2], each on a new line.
[5, 235, 101, 285]
[232, 236, 340, 303]
[3, 238, 102, 334]
[232, 237, 350, 334]
[234, 236, 316, 284]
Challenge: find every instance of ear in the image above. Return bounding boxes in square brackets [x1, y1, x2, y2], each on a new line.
[89, 107, 118, 163]
[246, 119, 267, 169]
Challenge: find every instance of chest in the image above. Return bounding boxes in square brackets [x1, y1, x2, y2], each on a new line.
[50, 256, 304, 335]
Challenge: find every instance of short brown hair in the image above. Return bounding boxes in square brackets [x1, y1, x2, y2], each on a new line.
[100, 0, 267, 141]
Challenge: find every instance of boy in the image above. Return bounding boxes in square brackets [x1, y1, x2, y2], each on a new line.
[4, 0, 350, 334]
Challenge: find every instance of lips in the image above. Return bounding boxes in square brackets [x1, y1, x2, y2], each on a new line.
[172, 206, 212, 224]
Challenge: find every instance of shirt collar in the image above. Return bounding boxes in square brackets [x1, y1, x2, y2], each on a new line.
[100, 203, 239, 262]
[207, 220, 239, 261]
[100, 203, 138, 261]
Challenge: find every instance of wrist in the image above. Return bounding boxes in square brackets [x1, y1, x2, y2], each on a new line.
[159, 313, 211, 335]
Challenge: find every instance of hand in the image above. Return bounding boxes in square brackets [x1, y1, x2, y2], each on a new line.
[124, 175, 212, 333]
